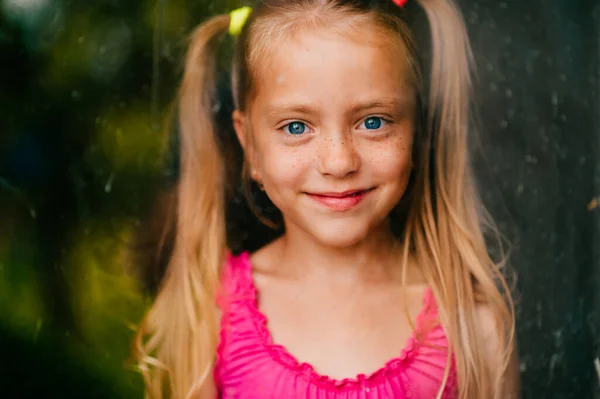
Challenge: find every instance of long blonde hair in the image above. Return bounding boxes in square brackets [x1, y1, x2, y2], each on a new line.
[134, 1, 515, 398]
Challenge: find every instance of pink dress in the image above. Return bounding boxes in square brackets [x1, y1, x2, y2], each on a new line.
[215, 252, 457, 398]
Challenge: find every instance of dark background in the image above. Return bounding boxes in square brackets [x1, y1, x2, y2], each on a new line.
[0, 0, 598, 398]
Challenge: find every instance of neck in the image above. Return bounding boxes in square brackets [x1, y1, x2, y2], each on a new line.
[276, 222, 418, 286]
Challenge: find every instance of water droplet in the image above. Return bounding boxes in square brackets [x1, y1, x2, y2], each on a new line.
[520, 362, 527, 372]
[105, 173, 115, 193]
[516, 184, 524, 195]
[525, 155, 538, 164]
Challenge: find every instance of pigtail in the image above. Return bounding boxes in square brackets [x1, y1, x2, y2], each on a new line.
[134, 14, 231, 399]
[407, 1, 515, 398]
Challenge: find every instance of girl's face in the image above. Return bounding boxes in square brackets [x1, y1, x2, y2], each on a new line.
[234, 27, 415, 248]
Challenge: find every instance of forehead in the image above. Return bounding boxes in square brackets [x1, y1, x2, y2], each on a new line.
[249, 26, 414, 114]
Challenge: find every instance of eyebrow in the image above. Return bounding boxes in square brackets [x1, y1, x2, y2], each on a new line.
[265, 103, 320, 118]
[265, 97, 406, 118]
[348, 98, 405, 115]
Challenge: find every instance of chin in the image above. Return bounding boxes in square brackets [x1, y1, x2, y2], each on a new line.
[307, 223, 372, 249]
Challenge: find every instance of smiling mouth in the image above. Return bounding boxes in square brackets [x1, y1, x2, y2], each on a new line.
[305, 188, 374, 211]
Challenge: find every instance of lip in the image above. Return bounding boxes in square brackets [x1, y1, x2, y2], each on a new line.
[305, 188, 374, 211]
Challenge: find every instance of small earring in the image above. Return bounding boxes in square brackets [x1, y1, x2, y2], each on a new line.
[258, 182, 265, 191]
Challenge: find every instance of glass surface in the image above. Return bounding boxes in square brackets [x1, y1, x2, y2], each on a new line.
[0, 1, 598, 398]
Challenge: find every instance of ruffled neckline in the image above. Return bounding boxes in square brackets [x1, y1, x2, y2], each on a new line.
[236, 251, 437, 390]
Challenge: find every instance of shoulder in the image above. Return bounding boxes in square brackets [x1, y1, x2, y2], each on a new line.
[223, 250, 250, 278]
[474, 304, 499, 349]
[219, 250, 253, 302]
[474, 304, 520, 399]
[220, 239, 283, 297]
[248, 237, 286, 276]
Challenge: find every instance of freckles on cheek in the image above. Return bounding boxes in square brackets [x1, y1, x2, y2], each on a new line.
[261, 147, 305, 187]
[369, 137, 412, 177]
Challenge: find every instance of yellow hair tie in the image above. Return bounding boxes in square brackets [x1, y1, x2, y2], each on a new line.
[229, 6, 252, 36]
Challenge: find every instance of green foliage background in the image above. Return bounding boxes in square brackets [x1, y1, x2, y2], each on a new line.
[0, 0, 238, 396]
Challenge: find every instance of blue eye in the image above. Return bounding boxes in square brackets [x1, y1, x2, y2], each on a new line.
[360, 117, 387, 130]
[284, 121, 307, 135]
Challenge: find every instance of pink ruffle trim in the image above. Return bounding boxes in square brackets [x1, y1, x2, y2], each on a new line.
[235, 251, 438, 390]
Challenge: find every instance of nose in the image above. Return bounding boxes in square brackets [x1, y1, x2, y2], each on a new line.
[316, 131, 360, 178]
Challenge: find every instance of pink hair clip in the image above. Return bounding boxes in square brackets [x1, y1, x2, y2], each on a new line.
[392, 0, 408, 6]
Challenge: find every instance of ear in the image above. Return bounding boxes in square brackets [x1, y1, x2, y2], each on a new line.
[232, 109, 248, 151]
[233, 110, 260, 181]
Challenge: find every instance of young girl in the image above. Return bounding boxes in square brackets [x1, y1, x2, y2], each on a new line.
[134, 1, 518, 398]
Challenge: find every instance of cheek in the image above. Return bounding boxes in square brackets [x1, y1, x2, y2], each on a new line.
[257, 143, 308, 191]
[368, 134, 413, 182]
